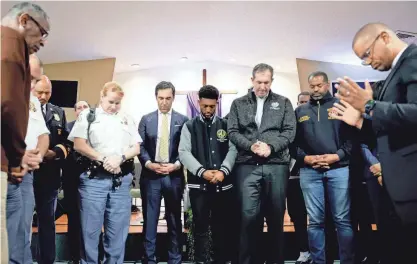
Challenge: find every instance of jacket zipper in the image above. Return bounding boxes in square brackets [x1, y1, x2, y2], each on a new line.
[317, 101, 320, 122]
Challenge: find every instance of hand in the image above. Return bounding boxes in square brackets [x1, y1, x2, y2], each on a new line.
[257, 142, 271, 158]
[210, 171, 225, 184]
[202, 170, 216, 182]
[9, 164, 29, 183]
[377, 175, 383, 186]
[320, 154, 340, 166]
[147, 162, 165, 174]
[334, 77, 373, 113]
[251, 142, 261, 154]
[160, 163, 178, 174]
[370, 163, 382, 176]
[330, 100, 364, 129]
[22, 149, 42, 170]
[103, 165, 121, 174]
[304, 155, 330, 169]
[103, 156, 122, 172]
[44, 150, 56, 161]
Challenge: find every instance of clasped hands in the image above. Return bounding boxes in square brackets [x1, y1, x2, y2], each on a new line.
[102, 156, 123, 174]
[147, 162, 179, 175]
[202, 170, 225, 184]
[251, 141, 271, 158]
[10, 149, 43, 183]
[304, 154, 340, 169]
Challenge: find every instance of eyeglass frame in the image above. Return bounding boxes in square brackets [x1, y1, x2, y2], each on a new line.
[361, 34, 382, 66]
[28, 15, 49, 39]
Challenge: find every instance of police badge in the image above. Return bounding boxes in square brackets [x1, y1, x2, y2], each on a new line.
[54, 113, 60, 121]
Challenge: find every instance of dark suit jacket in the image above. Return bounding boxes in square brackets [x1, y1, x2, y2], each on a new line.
[67, 120, 75, 133]
[138, 110, 188, 179]
[362, 44, 417, 223]
[34, 103, 69, 190]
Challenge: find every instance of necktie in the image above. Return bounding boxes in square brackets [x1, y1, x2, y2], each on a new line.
[42, 105, 46, 120]
[159, 113, 169, 162]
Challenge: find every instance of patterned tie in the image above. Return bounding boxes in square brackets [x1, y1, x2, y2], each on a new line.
[159, 113, 169, 162]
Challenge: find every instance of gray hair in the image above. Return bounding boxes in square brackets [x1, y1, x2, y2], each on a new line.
[4, 2, 49, 22]
[308, 71, 329, 83]
[252, 63, 274, 79]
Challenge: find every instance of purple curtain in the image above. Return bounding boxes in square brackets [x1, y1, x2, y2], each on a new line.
[186, 91, 222, 118]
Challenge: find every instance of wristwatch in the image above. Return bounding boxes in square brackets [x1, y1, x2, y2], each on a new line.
[121, 155, 126, 163]
[364, 99, 376, 115]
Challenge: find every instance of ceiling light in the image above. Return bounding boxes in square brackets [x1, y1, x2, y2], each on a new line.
[131, 64, 140, 68]
[180, 56, 188, 61]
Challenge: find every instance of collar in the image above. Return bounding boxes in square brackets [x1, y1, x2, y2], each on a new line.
[199, 113, 216, 124]
[96, 105, 119, 115]
[309, 91, 333, 105]
[392, 45, 408, 68]
[158, 109, 172, 116]
[249, 88, 271, 101]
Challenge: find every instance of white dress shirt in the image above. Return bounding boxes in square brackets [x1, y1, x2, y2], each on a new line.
[255, 94, 267, 128]
[68, 107, 142, 156]
[392, 45, 408, 68]
[25, 93, 50, 150]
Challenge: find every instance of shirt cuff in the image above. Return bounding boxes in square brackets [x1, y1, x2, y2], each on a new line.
[174, 160, 181, 170]
[196, 167, 205, 178]
[145, 160, 151, 168]
[219, 165, 230, 176]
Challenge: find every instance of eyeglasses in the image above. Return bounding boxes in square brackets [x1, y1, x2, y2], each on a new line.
[361, 34, 381, 66]
[29, 15, 48, 39]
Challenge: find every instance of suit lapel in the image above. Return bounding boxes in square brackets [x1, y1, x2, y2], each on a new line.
[45, 103, 53, 123]
[169, 110, 177, 157]
[378, 44, 415, 100]
[152, 110, 159, 153]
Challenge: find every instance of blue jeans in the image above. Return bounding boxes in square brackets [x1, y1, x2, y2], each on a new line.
[300, 167, 354, 264]
[6, 179, 22, 261]
[8, 172, 35, 264]
[79, 172, 132, 264]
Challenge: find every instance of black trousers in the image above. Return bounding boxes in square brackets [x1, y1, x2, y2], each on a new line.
[350, 180, 376, 262]
[235, 164, 288, 264]
[62, 163, 82, 262]
[378, 186, 417, 264]
[287, 178, 309, 253]
[189, 188, 235, 263]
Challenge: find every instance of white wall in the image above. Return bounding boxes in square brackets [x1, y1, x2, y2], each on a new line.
[114, 61, 301, 124]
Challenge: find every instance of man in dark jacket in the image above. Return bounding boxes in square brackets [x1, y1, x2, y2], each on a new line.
[295, 71, 354, 264]
[228, 63, 296, 264]
[179, 85, 237, 264]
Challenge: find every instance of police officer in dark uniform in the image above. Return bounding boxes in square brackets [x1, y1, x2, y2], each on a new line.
[62, 100, 90, 264]
[179, 85, 237, 264]
[32, 75, 70, 264]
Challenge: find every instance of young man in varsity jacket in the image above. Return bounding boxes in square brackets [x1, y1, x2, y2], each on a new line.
[179, 85, 237, 264]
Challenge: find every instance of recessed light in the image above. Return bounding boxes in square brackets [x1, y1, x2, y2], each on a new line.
[131, 64, 140, 67]
[230, 58, 236, 62]
[180, 56, 188, 61]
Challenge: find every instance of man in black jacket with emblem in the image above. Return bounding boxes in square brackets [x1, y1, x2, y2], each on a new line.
[32, 75, 70, 264]
[228, 63, 296, 264]
[179, 85, 237, 264]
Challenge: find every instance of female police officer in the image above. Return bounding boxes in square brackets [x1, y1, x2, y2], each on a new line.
[68, 82, 141, 264]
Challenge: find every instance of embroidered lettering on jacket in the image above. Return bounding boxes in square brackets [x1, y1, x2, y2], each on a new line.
[298, 115, 310, 123]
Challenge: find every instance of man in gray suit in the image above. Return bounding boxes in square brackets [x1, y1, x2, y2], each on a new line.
[139, 81, 188, 264]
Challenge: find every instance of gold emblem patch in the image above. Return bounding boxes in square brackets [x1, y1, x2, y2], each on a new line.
[327, 108, 337, 119]
[216, 129, 227, 142]
[298, 115, 310, 123]
[29, 101, 37, 112]
[58, 128, 62, 135]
